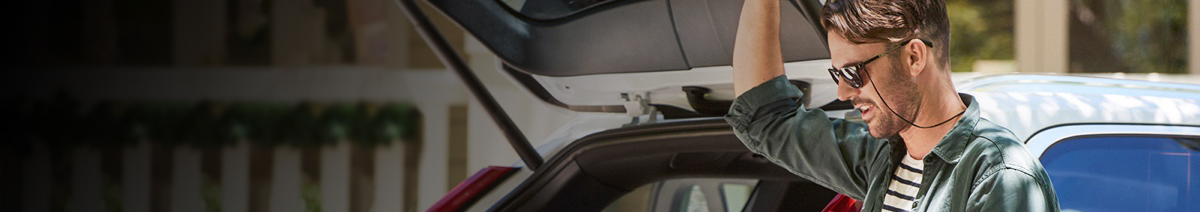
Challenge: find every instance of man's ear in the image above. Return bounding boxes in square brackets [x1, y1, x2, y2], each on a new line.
[905, 39, 927, 77]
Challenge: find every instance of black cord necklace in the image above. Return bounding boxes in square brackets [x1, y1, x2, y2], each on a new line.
[866, 70, 964, 129]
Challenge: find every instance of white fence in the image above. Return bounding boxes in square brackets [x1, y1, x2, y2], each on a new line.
[8, 68, 469, 212]
[20, 140, 419, 212]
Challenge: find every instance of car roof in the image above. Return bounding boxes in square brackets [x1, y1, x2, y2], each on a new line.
[956, 74, 1200, 140]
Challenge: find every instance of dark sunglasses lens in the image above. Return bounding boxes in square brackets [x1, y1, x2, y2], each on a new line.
[830, 66, 865, 88]
[828, 68, 841, 84]
[842, 67, 862, 88]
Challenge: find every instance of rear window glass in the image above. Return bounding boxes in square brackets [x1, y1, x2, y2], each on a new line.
[503, 0, 612, 20]
[604, 178, 758, 212]
[1040, 136, 1199, 212]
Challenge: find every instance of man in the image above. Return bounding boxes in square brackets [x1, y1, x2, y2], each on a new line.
[727, 0, 1060, 211]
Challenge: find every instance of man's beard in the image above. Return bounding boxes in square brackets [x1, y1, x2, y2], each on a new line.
[861, 60, 921, 139]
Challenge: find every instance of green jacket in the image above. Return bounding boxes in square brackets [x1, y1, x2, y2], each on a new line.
[725, 76, 1060, 211]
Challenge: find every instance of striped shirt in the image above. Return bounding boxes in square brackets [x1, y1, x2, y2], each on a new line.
[882, 154, 924, 212]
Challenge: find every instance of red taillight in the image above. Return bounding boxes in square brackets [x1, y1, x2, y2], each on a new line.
[821, 193, 861, 212]
[428, 166, 518, 212]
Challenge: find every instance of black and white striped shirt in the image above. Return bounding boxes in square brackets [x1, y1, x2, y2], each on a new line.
[882, 154, 924, 212]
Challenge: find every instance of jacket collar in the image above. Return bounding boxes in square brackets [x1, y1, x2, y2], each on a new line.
[927, 93, 980, 164]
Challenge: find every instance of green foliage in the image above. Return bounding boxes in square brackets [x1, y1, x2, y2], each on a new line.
[278, 103, 324, 148]
[105, 184, 122, 212]
[179, 102, 225, 148]
[230, 103, 294, 148]
[317, 103, 359, 146]
[130, 102, 195, 148]
[1086, 0, 1188, 73]
[356, 103, 420, 147]
[23, 99, 420, 150]
[908, 0, 1189, 73]
[83, 102, 138, 149]
[946, 0, 1015, 72]
[302, 182, 322, 212]
[204, 182, 222, 212]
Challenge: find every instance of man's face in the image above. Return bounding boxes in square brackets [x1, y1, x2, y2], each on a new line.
[827, 32, 920, 139]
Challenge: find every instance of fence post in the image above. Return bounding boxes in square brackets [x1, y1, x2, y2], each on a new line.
[320, 141, 352, 212]
[374, 142, 405, 212]
[65, 147, 104, 212]
[168, 148, 204, 212]
[1016, 0, 1069, 73]
[20, 143, 54, 212]
[122, 142, 152, 212]
[221, 141, 251, 212]
[268, 147, 303, 212]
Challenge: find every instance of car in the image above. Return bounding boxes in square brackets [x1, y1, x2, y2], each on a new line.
[960, 74, 1200, 212]
[397, 0, 1200, 211]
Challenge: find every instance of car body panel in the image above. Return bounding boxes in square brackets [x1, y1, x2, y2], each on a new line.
[957, 74, 1200, 140]
[428, 0, 827, 77]
[1024, 124, 1200, 157]
[528, 59, 841, 113]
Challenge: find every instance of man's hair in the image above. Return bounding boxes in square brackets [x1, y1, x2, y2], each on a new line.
[821, 0, 950, 69]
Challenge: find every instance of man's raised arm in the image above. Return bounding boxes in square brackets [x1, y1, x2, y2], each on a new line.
[733, 0, 785, 97]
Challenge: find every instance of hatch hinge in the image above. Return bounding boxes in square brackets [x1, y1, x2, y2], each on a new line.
[621, 92, 659, 125]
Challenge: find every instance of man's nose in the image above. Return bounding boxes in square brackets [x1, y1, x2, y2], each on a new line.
[836, 79, 859, 101]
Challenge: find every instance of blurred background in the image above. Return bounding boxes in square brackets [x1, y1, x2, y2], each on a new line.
[3, 0, 1200, 211]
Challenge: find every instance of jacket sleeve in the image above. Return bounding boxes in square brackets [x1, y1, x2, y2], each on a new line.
[724, 75, 890, 199]
[967, 168, 1061, 212]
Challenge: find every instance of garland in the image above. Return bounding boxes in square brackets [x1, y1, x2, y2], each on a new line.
[8, 96, 419, 150]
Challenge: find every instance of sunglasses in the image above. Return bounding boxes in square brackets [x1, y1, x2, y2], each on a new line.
[828, 39, 933, 89]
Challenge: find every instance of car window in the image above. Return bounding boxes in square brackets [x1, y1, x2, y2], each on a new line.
[1040, 136, 1199, 212]
[720, 183, 753, 212]
[606, 183, 652, 212]
[500, 0, 611, 20]
[604, 178, 758, 212]
[682, 185, 710, 212]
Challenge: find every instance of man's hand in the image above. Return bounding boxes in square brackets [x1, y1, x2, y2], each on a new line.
[733, 0, 785, 97]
